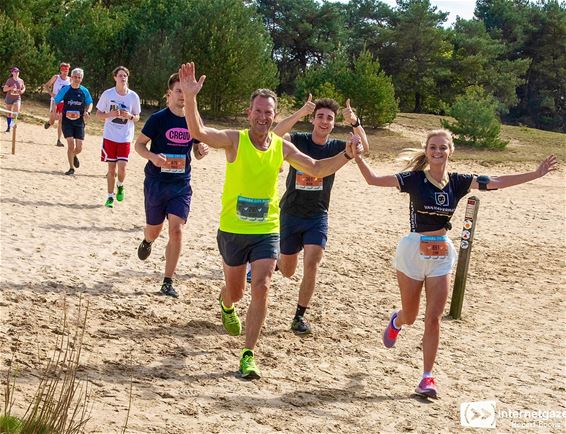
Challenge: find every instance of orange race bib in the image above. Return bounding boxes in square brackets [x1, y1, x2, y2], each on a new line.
[296, 171, 323, 191]
[65, 110, 80, 120]
[161, 154, 186, 173]
[419, 236, 449, 259]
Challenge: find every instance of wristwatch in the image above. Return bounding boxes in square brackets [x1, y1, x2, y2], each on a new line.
[351, 117, 361, 128]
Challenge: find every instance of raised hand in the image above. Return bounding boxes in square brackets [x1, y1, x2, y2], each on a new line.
[301, 93, 315, 117]
[536, 154, 558, 177]
[342, 99, 357, 125]
[178, 62, 206, 97]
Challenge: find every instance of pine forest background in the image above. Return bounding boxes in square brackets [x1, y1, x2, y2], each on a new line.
[0, 0, 564, 132]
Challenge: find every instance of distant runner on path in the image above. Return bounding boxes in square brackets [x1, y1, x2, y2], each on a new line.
[53, 67, 93, 176]
[43, 62, 71, 146]
[96, 66, 141, 208]
[3, 67, 25, 133]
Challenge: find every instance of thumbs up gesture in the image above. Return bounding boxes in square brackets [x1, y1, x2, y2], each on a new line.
[342, 98, 358, 126]
[300, 93, 316, 118]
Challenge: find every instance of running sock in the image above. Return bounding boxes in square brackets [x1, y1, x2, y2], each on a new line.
[108, 193, 115, 199]
[295, 304, 307, 319]
[163, 277, 173, 285]
[423, 371, 433, 378]
[117, 181, 124, 187]
[221, 300, 234, 313]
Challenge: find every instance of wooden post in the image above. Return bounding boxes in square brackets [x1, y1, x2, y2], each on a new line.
[11, 120, 17, 155]
[450, 196, 480, 319]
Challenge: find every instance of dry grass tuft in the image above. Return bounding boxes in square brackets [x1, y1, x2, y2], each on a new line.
[1, 297, 92, 434]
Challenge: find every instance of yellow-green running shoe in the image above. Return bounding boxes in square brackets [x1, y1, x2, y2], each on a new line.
[218, 294, 241, 336]
[116, 185, 125, 201]
[104, 197, 115, 208]
[239, 349, 261, 379]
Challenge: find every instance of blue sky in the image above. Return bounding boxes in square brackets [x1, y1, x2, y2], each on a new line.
[330, 1, 477, 26]
[380, 1, 476, 25]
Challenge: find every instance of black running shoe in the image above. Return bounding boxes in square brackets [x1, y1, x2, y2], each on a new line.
[64, 168, 75, 176]
[73, 155, 80, 168]
[44, 121, 51, 129]
[291, 316, 312, 335]
[160, 282, 179, 298]
[56, 139, 64, 147]
[5, 126, 10, 133]
[137, 239, 153, 260]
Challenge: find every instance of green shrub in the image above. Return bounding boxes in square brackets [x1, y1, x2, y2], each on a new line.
[442, 86, 508, 149]
[295, 50, 398, 126]
[347, 50, 398, 127]
[295, 67, 346, 109]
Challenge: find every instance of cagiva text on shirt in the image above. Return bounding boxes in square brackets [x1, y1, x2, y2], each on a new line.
[141, 107, 197, 181]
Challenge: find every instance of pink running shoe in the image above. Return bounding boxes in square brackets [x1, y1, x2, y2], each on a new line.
[383, 311, 401, 348]
[415, 377, 438, 398]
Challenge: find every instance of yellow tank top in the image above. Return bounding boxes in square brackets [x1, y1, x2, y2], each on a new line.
[219, 130, 284, 234]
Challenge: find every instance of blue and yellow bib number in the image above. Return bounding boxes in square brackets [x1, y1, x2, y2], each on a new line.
[236, 196, 270, 222]
[161, 154, 186, 173]
[419, 236, 449, 259]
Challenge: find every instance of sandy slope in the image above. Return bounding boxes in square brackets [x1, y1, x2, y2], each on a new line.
[1, 121, 565, 433]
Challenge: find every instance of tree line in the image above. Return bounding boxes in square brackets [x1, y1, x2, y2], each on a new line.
[0, 0, 564, 132]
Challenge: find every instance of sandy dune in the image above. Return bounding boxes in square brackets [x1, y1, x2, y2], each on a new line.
[1, 120, 565, 433]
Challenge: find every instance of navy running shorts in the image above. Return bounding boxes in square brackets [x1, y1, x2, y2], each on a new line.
[62, 120, 85, 140]
[144, 177, 192, 225]
[217, 229, 279, 267]
[280, 212, 328, 255]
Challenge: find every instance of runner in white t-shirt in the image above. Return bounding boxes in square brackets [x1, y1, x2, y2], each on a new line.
[96, 66, 141, 208]
[43, 63, 71, 146]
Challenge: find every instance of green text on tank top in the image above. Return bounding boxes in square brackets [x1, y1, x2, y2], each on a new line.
[220, 129, 284, 234]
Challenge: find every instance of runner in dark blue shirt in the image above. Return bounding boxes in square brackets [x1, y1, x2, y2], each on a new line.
[273, 96, 369, 335]
[134, 73, 208, 298]
[53, 67, 93, 175]
[353, 128, 557, 399]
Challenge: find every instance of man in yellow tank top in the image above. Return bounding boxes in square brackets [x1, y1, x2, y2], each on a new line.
[179, 62, 363, 380]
